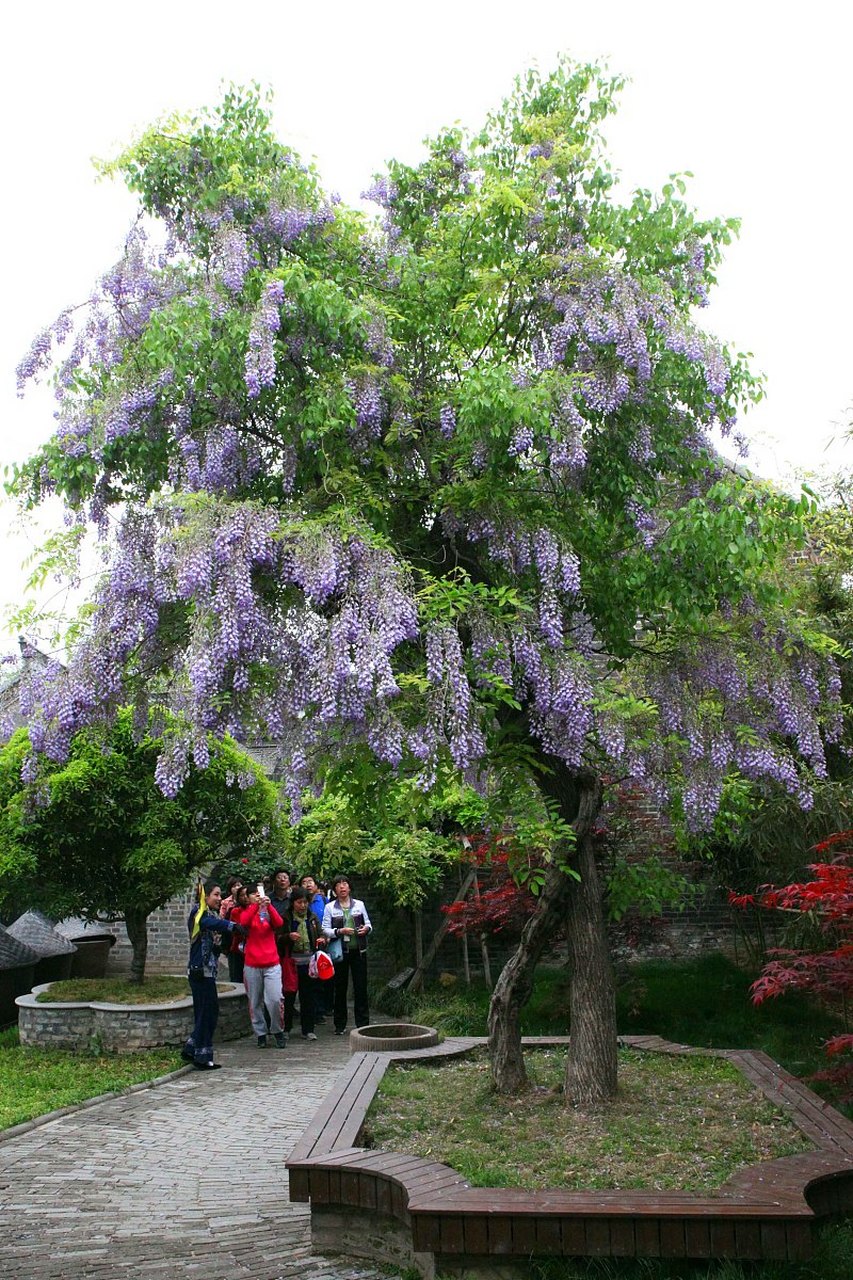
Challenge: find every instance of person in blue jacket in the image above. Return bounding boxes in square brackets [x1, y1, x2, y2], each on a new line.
[182, 880, 246, 1070]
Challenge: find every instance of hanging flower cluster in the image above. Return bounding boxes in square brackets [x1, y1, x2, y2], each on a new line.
[10, 74, 845, 832]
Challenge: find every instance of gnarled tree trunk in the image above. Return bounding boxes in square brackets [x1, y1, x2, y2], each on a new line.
[563, 781, 616, 1104]
[124, 906, 149, 984]
[487, 858, 577, 1092]
[487, 765, 613, 1104]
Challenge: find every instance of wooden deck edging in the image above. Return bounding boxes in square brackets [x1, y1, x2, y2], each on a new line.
[285, 1035, 853, 1275]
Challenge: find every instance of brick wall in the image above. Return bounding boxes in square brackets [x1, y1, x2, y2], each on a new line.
[107, 889, 197, 975]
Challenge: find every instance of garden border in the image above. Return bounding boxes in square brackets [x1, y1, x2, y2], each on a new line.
[286, 1034, 853, 1276]
[15, 979, 248, 1050]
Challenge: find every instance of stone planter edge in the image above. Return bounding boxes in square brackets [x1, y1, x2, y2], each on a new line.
[15, 978, 248, 1050]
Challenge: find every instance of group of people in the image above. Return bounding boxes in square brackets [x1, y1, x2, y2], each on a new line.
[182, 870, 372, 1070]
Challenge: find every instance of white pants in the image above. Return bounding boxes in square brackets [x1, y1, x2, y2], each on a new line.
[243, 963, 283, 1035]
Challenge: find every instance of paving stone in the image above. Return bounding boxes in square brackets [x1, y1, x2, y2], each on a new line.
[1, 1019, 403, 1279]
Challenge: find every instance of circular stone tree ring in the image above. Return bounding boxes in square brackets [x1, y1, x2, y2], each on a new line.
[349, 1022, 440, 1052]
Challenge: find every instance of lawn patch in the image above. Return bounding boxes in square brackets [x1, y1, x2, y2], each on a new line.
[36, 976, 193, 1004]
[0, 1027, 181, 1131]
[363, 1046, 812, 1192]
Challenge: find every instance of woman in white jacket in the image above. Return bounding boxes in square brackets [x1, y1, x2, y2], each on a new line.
[322, 874, 372, 1034]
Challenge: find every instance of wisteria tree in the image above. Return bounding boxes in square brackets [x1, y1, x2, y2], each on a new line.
[11, 66, 843, 1101]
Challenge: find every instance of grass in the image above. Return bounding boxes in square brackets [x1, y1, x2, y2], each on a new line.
[0, 1025, 182, 1131]
[364, 1046, 811, 1192]
[381, 953, 847, 1111]
[35, 975, 194, 1004]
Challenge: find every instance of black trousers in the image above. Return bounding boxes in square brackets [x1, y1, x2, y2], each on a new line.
[187, 974, 219, 1064]
[284, 963, 316, 1035]
[314, 972, 333, 1017]
[333, 949, 369, 1030]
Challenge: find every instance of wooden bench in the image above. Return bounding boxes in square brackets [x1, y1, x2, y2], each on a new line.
[286, 1035, 853, 1274]
[287, 1036, 478, 1206]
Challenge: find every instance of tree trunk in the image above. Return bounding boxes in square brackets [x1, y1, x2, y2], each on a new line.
[461, 928, 471, 984]
[487, 764, 611, 1103]
[473, 873, 492, 988]
[124, 907, 149, 984]
[480, 935, 492, 989]
[563, 781, 616, 1104]
[414, 910, 423, 969]
[487, 859, 576, 1092]
[409, 868, 477, 994]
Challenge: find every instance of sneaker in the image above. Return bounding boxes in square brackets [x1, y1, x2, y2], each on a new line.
[302, 1032, 318, 1041]
[334, 1028, 347, 1036]
[257, 1034, 268, 1048]
[193, 1061, 222, 1070]
[274, 1032, 288, 1049]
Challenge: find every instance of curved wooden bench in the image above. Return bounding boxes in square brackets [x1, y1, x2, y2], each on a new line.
[286, 1035, 853, 1273]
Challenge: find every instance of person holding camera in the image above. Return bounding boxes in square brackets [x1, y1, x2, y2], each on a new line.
[183, 880, 247, 1070]
[232, 885, 287, 1049]
[322, 875, 372, 1035]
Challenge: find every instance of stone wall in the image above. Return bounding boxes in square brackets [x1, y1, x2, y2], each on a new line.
[16, 981, 248, 1050]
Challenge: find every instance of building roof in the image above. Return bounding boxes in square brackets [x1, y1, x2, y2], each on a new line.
[7, 910, 78, 958]
[0, 923, 40, 970]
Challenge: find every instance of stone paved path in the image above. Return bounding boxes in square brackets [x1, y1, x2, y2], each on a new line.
[0, 1022, 401, 1279]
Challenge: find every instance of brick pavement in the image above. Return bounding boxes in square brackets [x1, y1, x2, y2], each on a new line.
[0, 1021, 400, 1280]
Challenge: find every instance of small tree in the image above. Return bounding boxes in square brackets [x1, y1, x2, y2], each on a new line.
[0, 709, 283, 980]
[442, 834, 538, 941]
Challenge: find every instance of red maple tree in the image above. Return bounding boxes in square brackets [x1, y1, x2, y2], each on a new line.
[441, 835, 538, 940]
[730, 831, 853, 1099]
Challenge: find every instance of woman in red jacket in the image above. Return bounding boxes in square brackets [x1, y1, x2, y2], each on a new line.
[233, 886, 287, 1049]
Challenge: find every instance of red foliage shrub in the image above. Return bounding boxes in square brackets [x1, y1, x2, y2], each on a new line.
[440, 834, 538, 939]
[729, 832, 853, 1100]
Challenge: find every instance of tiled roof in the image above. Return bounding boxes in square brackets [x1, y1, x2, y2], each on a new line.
[0, 923, 40, 970]
[7, 909, 78, 957]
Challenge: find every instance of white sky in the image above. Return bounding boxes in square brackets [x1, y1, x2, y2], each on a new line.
[2, 0, 851, 644]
